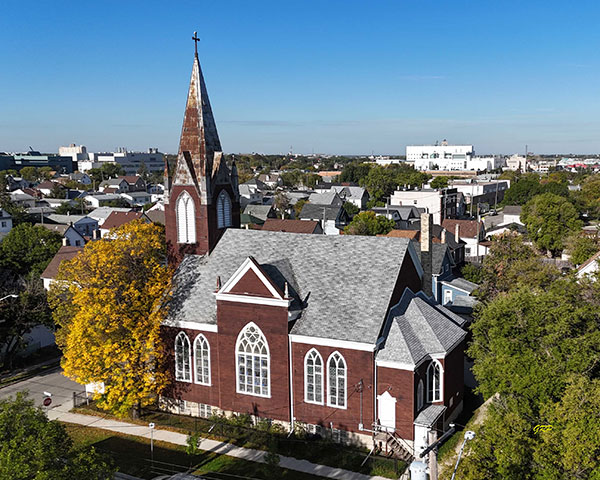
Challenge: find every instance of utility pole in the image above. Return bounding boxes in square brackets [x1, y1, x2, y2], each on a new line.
[428, 430, 438, 480]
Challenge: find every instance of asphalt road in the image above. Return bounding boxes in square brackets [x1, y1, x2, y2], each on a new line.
[0, 367, 82, 409]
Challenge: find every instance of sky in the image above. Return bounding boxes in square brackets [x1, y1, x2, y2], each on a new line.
[1, 0, 600, 155]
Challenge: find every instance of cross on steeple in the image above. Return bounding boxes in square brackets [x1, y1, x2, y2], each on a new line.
[192, 31, 200, 55]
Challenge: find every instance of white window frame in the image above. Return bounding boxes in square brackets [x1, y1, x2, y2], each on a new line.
[235, 322, 270, 398]
[304, 348, 324, 405]
[193, 334, 211, 386]
[327, 351, 347, 409]
[443, 289, 453, 305]
[427, 360, 443, 403]
[176, 191, 196, 244]
[175, 332, 192, 383]
[217, 190, 232, 229]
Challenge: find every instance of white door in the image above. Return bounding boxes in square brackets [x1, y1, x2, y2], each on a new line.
[377, 391, 397, 432]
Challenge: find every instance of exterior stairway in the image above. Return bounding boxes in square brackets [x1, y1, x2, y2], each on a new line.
[384, 431, 414, 463]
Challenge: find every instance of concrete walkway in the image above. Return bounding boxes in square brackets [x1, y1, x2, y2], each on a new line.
[48, 402, 389, 480]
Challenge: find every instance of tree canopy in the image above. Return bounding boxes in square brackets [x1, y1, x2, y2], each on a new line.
[502, 173, 568, 206]
[430, 176, 449, 190]
[49, 220, 172, 416]
[343, 211, 394, 236]
[521, 193, 582, 254]
[0, 393, 114, 479]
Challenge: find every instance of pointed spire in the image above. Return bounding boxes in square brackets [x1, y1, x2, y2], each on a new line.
[175, 35, 222, 193]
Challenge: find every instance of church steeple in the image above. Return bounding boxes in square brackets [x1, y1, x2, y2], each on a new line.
[165, 35, 241, 264]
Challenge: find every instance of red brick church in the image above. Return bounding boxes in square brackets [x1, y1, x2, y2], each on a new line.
[161, 43, 467, 458]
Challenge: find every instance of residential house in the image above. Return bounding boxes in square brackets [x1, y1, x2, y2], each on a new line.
[238, 184, 264, 208]
[83, 193, 124, 208]
[442, 219, 486, 259]
[99, 178, 129, 193]
[260, 218, 323, 234]
[257, 173, 282, 189]
[119, 175, 146, 192]
[120, 191, 152, 207]
[40, 245, 83, 290]
[576, 251, 600, 279]
[87, 206, 132, 226]
[100, 211, 151, 237]
[68, 172, 92, 185]
[0, 209, 12, 240]
[35, 180, 62, 197]
[298, 203, 349, 235]
[36, 223, 86, 247]
[241, 204, 276, 227]
[146, 209, 165, 225]
[9, 190, 37, 208]
[390, 188, 464, 225]
[159, 46, 466, 459]
[45, 214, 99, 237]
[501, 206, 523, 225]
[371, 206, 421, 229]
[332, 186, 369, 210]
[308, 191, 343, 207]
[5, 175, 30, 191]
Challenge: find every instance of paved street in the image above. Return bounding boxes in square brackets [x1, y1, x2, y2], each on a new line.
[0, 367, 82, 409]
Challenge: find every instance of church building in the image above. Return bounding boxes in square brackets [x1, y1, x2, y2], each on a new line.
[161, 41, 467, 458]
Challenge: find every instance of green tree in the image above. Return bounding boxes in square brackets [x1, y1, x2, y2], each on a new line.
[0, 224, 62, 277]
[564, 232, 599, 265]
[339, 162, 371, 184]
[342, 201, 359, 217]
[19, 166, 38, 182]
[430, 176, 449, 190]
[343, 211, 394, 236]
[521, 193, 582, 254]
[48, 183, 65, 199]
[573, 175, 600, 219]
[0, 192, 27, 225]
[273, 192, 290, 219]
[0, 393, 114, 479]
[294, 199, 308, 219]
[38, 166, 54, 180]
[0, 278, 52, 370]
[460, 263, 483, 284]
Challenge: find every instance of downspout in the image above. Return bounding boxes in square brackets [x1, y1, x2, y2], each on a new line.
[288, 336, 294, 432]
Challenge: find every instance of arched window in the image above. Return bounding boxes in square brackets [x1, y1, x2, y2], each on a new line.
[236, 323, 270, 397]
[327, 352, 346, 408]
[304, 349, 323, 404]
[176, 191, 196, 244]
[216, 190, 232, 229]
[193, 334, 210, 385]
[175, 332, 191, 382]
[427, 361, 442, 402]
[417, 379, 424, 411]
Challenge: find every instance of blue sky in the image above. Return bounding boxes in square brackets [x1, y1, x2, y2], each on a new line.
[1, 0, 599, 155]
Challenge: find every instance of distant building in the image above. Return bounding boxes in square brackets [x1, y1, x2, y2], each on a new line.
[505, 155, 527, 172]
[448, 179, 509, 209]
[75, 147, 164, 175]
[408, 142, 502, 172]
[390, 188, 463, 225]
[0, 151, 75, 173]
[0, 209, 13, 240]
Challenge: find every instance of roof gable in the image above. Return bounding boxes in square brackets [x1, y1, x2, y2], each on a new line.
[220, 256, 285, 299]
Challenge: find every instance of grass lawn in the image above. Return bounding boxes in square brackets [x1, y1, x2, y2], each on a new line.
[64, 423, 327, 480]
[72, 403, 403, 478]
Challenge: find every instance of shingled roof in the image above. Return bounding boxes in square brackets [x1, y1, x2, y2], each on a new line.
[377, 289, 467, 367]
[261, 219, 321, 234]
[164, 229, 413, 345]
[40, 246, 83, 280]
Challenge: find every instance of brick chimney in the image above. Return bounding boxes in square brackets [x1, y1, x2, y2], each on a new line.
[420, 213, 433, 297]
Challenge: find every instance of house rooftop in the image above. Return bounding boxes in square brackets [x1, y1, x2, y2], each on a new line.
[298, 203, 342, 222]
[261, 219, 321, 234]
[40, 245, 83, 280]
[101, 211, 146, 230]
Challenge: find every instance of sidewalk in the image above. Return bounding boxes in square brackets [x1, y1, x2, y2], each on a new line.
[48, 402, 389, 480]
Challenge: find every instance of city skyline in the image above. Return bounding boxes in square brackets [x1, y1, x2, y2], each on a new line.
[2, 0, 600, 155]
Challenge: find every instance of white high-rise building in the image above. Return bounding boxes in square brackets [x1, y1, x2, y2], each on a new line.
[407, 141, 503, 172]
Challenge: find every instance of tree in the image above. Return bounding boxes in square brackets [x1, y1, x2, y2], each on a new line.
[0, 278, 52, 370]
[564, 232, 599, 265]
[343, 211, 394, 236]
[342, 201, 359, 217]
[0, 192, 27, 225]
[460, 263, 483, 284]
[294, 199, 307, 219]
[339, 162, 371, 184]
[38, 166, 54, 180]
[430, 176, 449, 190]
[137, 161, 149, 181]
[273, 192, 290, 219]
[573, 175, 600, 219]
[48, 183, 65, 199]
[49, 221, 172, 417]
[477, 232, 560, 298]
[0, 223, 62, 277]
[19, 166, 38, 182]
[0, 393, 114, 479]
[521, 193, 582, 254]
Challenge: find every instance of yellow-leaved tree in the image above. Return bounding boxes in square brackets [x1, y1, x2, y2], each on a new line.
[49, 220, 172, 417]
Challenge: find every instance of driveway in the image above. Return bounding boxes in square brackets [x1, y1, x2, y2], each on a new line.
[0, 367, 82, 409]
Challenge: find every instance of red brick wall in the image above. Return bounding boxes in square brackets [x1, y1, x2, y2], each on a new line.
[292, 343, 375, 434]
[229, 269, 274, 297]
[385, 253, 423, 315]
[441, 341, 464, 419]
[216, 300, 291, 422]
[376, 366, 414, 440]
[161, 326, 221, 407]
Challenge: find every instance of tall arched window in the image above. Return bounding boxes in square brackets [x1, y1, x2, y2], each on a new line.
[216, 190, 232, 229]
[417, 379, 424, 411]
[176, 191, 196, 244]
[175, 332, 191, 382]
[327, 352, 346, 408]
[236, 323, 269, 397]
[427, 361, 442, 402]
[304, 349, 323, 404]
[193, 334, 210, 385]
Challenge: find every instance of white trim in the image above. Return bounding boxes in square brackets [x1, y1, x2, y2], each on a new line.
[326, 351, 347, 410]
[175, 331, 192, 383]
[427, 359, 443, 403]
[235, 322, 271, 398]
[163, 321, 218, 332]
[304, 348, 324, 405]
[219, 257, 283, 299]
[407, 241, 424, 279]
[215, 292, 291, 307]
[376, 359, 416, 371]
[289, 334, 375, 352]
[193, 333, 211, 386]
[440, 281, 473, 294]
